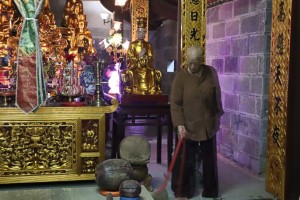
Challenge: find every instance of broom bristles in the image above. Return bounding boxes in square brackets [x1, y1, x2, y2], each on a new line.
[156, 138, 183, 193]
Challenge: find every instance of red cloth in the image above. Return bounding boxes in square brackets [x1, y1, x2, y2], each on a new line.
[16, 52, 39, 113]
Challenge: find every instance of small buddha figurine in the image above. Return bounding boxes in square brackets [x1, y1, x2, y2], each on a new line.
[61, 0, 95, 59]
[121, 17, 162, 95]
[62, 0, 83, 27]
[76, 14, 93, 50]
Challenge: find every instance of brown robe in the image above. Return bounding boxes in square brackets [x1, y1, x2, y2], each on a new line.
[170, 65, 224, 141]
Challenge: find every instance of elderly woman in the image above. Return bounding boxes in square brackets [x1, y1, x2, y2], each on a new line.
[170, 46, 224, 199]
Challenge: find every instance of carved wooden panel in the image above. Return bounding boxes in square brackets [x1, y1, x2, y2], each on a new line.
[0, 121, 77, 175]
[0, 102, 119, 183]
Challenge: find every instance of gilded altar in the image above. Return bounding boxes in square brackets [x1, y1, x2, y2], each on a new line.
[0, 99, 118, 184]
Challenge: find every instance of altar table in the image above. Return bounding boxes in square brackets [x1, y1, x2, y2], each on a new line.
[112, 103, 174, 166]
[0, 98, 118, 184]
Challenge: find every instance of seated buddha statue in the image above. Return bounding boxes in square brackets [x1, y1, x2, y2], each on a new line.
[121, 17, 162, 95]
[76, 14, 93, 51]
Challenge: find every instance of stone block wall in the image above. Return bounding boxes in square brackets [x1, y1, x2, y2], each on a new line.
[206, 0, 272, 174]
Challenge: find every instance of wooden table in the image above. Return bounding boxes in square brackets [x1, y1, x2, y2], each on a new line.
[112, 103, 174, 166]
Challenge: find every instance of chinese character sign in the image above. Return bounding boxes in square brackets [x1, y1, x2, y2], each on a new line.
[181, 0, 206, 67]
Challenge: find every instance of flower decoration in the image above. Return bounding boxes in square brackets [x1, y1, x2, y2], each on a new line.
[107, 33, 122, 48]
[99, 28, 129, 63]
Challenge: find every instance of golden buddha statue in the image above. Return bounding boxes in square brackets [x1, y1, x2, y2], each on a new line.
[121, 17, 162, 95]
[76, 14, 93, 52]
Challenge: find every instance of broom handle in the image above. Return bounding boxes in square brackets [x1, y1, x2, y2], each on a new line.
[157, 137, 183, 193]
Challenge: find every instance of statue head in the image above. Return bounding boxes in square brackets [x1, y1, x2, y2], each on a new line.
[136, 17, 147, 40]
[137, 28, 146, 40]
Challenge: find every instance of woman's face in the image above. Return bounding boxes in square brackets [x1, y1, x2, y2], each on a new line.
[187, 60, 202, 74]
[186, 47, 203, 74]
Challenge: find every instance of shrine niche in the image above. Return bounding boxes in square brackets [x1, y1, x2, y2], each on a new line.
[120, 17, 163, 96]
[114, 0, 168, 104]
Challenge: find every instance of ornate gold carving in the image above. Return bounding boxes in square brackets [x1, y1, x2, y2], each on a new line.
[0, 121, 76, 175]
[82, 119, 99, 152]
[181, 0, 207, 66]
[39, 0, 65, 55]
[266, 0, 293, 199]
[81, 157, 97, 173]
[0, 98, 118, 183]
[0, 0, 15, 58]
[131, 0, 149, 41]
[267, 155, 285, 199]
[277, 0, 286, 22]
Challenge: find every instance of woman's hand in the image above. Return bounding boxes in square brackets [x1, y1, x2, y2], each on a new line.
[177, 125, 186, 139]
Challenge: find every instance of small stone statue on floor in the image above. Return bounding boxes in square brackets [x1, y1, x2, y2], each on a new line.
[119, 135, 153, 191]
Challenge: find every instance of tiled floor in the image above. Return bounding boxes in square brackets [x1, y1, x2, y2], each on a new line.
[0, 126, 276, 200]
[148, 137, 275, 200]
[149, 156, 275, 200]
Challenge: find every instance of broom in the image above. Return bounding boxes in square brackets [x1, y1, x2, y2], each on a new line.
[151, 137, 184, 199]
